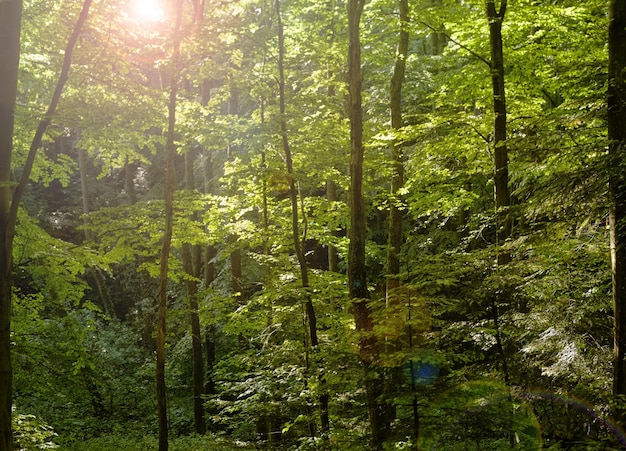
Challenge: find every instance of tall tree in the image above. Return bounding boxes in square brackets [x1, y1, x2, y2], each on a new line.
[274, 0, 325, 436]
[0, 1, 23, 448]
[181, 147, 206, 434]
[386, 0, 410, 440]
[0, 1, 92, 447]
[386, 0, 409, 297]
[347, 0, 390, 447]
[202, 92, 218, 404]
[486, 0, 510, 266]
[156, 0, 185, 448]
[608, 0, 626, 417]
[486, 3, 514, 444]
[180, 6, 207, 436]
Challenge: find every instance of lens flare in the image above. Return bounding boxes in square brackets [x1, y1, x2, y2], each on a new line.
[130, 0, 164, 24]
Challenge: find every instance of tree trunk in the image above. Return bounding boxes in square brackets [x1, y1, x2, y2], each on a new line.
[386, 0, 407, 294]
[182, 243, 205, 434]
[327, 181, 339, 273]
[486, 3, 514, 445]
[182, 149, 206, 434]
[486, 0, 510, 266]
[1, 1, 93, 447]
[203, 150, 218, 417]
[156, 1, 184, 448]
[0, 2, 22, 447]
[347, 0, 389, 447]
[609, 0, 626, 413]
[275, 0, 322, 436]
[225, 83, 246, 350]
[347, 0, 369, 337]
[78, 146, 92, 241]
[384, 0, 410, 438]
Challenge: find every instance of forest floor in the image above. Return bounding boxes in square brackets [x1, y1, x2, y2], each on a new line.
[59, 434, 256, 451]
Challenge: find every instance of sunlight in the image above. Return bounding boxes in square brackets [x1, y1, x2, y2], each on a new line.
[129, 0, 165, 24]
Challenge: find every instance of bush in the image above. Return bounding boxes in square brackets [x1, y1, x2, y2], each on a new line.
[13, 411, 58, 450]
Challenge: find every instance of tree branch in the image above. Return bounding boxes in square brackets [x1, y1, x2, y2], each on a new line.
[8, 0, 93, 242]
[417, 19, 491, 67]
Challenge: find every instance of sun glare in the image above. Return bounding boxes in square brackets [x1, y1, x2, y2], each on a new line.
[130, 0, 165, 24]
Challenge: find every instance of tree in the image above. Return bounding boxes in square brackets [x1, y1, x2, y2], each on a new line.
[0, 1, 23, 447]
[0, 1, 92, 448]
[156, 0, 185, 448]
[386, 0, 409, 298]
[486, 0, 510, 267]
[347, 0, 391, 447]
[181, 153, 206, 435]
[275, 0, 321, 437]
[608, 0, 626, 419]
[179, 7, 207, 437]
[3, 0, 619, 448]
[386, 0, 410, 440]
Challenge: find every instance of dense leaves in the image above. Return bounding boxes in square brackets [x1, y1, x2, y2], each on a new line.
[3, 0, 621, 449]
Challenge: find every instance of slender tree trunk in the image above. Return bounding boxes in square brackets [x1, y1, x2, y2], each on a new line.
[487, 0, 510, 266]
[327, 181, 339, 273]
[609, 0, 626, 417]
[201, 77, 218, 400]
[78, 146, 92, 241]
[225, 85, 246, 350]
[1, 1, 92, 447]
[386, 0, 408, 296]
[384, 0, 410, 440]
[203, 151, 218, 408]
[181, 250, 205, 435]
[486, 3, 514, 444]
[275, 0, 316, 345]
[325, 0, 341, 278]
[156, 1, 184, 449]
[347, 0, 389, 447]
[182, 148, 206, 434]
[275, 0, 322, 436]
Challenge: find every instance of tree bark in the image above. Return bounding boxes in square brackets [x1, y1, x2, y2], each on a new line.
[156, 1, 185, 449]
[609, 0, 626, 410]
[486, 4, 514, 445]
[327, 181, 339, 273]
[203, 148, 217, 412]
[347, 0, 389, 447]
[486, 0, 510, 266]
[182, 148, 206, 434]
[226, 84, 245, 349]
[347, 0, 368, 328]
[0, 1, 22, 446]
[275, 0, 322, 436]
[78, 146, 92, 242]
[385, 0, 410, 439]
[386, 0, 408, 309]
[201, 75, 217, 402]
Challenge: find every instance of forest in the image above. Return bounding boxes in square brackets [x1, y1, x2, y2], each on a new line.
[1, 0, 626, 449]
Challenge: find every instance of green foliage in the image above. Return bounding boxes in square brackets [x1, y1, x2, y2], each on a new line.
[13, 411, 58, 451]
[13, 310, 156, 443]
[13, 208, 100, 307]
[8, 0, 619, 448]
